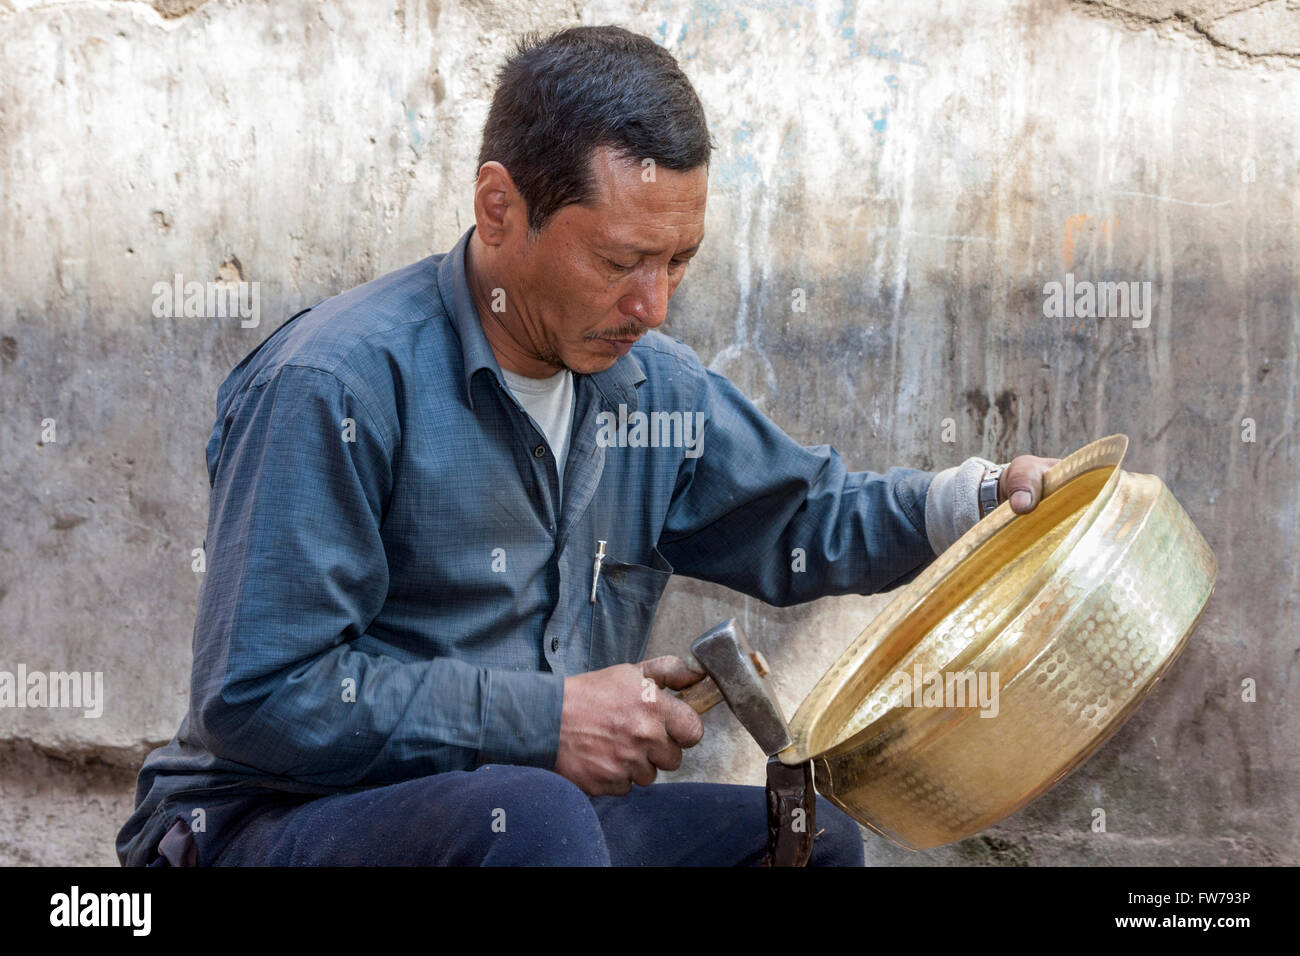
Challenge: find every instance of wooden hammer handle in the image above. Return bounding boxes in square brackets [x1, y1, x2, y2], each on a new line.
[675, 651, 769, 714]
[678, 675, 725, 714]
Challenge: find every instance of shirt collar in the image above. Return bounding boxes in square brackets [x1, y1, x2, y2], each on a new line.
[437, 226, 646, 412]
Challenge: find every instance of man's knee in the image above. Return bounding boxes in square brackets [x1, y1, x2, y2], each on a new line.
[464, 765, 609, 866]
[808, 797, 865, 867]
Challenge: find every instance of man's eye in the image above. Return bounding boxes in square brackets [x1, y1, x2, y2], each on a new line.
[602, 256, 636, 272]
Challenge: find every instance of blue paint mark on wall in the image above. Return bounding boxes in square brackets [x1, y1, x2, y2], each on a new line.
[716, 150, 763, 187]
[836, 0, 855, 41]
[833, 0, 853, 32]
[406, 106, 421, 148]
[675, 0, 781, 48]
[866, 30, 925, 67]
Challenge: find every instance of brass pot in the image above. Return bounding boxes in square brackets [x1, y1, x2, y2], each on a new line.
[781, 435, 1217, 850]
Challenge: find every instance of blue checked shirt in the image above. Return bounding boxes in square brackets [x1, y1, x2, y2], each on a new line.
[117, 227, 939, 864]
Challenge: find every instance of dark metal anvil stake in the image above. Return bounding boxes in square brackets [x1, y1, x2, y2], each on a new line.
[676, 619, 817, 867]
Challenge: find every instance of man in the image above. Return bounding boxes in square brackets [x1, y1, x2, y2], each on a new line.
[118, 25, 1057, 867]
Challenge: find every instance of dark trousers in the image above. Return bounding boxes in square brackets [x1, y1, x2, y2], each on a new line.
[205, 764, 864, 866]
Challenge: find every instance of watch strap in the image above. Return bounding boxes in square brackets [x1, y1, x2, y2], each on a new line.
[978, 465, 1004, 518]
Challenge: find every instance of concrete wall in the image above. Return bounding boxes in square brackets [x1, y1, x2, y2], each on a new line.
[1, 0, 1296, 865]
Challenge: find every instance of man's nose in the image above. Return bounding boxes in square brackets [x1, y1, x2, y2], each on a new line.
[619, 266, 671, 327]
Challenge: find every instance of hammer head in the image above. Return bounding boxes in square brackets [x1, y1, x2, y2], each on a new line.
[691, 619, 792, 756]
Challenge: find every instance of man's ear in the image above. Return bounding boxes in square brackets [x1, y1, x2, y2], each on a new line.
[474, 161, 522, 246]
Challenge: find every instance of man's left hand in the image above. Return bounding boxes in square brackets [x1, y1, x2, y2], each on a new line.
[999, 455, 1062, 514]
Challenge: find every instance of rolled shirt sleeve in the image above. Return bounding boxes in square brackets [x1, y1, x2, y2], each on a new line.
[922, 455, 1002, 556]
[191, 363, 564, 787]
[657, 364, 938, 606]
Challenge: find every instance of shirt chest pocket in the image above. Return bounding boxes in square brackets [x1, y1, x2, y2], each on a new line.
[586, 547, 674, 671]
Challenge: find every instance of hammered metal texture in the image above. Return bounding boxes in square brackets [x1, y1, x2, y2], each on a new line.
[782, 435, 1216, 850]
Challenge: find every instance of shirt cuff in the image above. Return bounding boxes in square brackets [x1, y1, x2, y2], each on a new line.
[924, 456, 1002, 556]
[476, 669, 566, 769]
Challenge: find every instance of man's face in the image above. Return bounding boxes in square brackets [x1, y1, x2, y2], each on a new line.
[500, 146, 708, 375]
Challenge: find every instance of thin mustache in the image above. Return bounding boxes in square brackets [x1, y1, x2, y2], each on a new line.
[588, 327, 648, 341]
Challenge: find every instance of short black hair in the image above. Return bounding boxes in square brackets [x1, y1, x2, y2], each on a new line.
[476, 25, 714, 233]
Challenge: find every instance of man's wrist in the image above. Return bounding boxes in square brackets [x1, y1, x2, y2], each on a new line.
[924, 455, 1000, 556]
[978, 463, 1005, 519]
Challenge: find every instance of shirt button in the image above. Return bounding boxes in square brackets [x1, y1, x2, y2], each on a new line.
[550, 637, 559, 652]
[533, 444, 546, 458]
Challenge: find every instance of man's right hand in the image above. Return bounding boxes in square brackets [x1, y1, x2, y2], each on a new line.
[554, 656, 706, 796]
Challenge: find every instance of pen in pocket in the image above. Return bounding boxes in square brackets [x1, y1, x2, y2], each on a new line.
[590, 539, 607, 604]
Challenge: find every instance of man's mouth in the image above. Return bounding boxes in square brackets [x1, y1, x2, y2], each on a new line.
[589, 326, 643, 342]
[592, 333, 642, 356]
[587, 324, 644, 348]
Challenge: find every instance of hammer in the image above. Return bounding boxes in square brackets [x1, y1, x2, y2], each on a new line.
[674, 619, 817, 867]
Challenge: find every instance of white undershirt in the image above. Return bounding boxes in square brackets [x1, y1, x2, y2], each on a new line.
[500, 366, 576, 501]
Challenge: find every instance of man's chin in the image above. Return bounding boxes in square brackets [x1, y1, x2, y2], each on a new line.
[565, 342, 628, 375]
[566, 356, 619, 375]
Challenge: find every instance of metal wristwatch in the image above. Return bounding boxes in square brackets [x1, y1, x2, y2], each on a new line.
[978, 464, 1004, 519]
